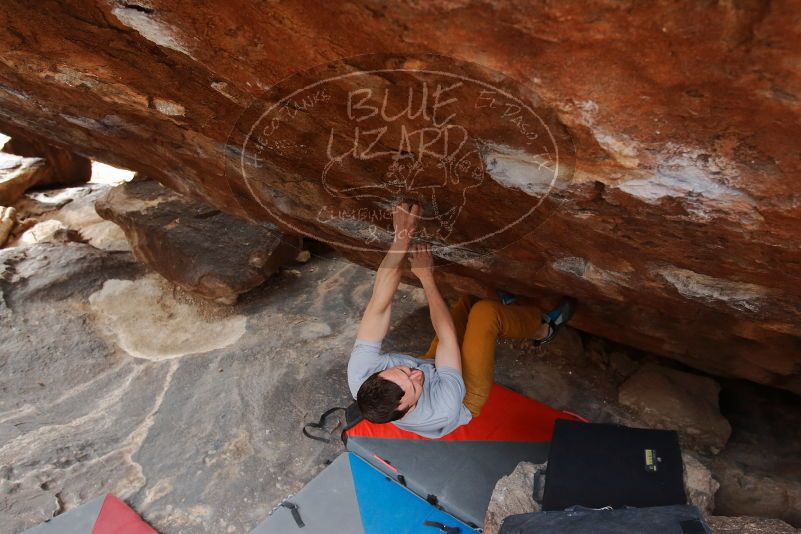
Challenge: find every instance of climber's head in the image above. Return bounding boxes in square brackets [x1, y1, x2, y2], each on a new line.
[356, 365, 424, 423]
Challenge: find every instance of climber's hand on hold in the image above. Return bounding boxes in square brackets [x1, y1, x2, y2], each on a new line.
[410, 243, 434, 282]
[356, 202, 420, 342]
[393, 201, 420, 243]
[411, 243, 460, 372]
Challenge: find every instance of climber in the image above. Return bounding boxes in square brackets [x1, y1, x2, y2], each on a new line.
[347, 201, 576, 438]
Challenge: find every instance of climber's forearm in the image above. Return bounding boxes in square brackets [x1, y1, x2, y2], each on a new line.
[370, 234, 411, 311]
[356, 235, 410, 341]
[420, 275, 460, 372]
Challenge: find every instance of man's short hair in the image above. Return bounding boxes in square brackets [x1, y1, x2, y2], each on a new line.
[357, 371, 409, 423]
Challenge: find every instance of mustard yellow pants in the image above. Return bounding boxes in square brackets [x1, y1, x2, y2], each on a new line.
[419, 296, 542, 417]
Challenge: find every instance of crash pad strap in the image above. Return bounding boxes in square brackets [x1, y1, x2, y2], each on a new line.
[346, 384, 582, 442]
[303, 406, 347, 443]
[303, 403, 363, 443]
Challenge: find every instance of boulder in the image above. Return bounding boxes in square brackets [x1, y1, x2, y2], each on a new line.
[608, 351, 640, 379]
[584, 336, 642, 380]
[2, 133, 91, 186]
[0, 154, 50, 205]
[683, 451, 719, 517]
[0, 134, 92, 205]
[1, 2, 801, 392]
[619, 364, 732, 454]
[0, 206, 15, 246]
[14, 218, 72, 246]
[95, 179, 301, 304]
[713, 456, 801, 528]
[8, 184, 130, 251]
[484, 462, 546, 534]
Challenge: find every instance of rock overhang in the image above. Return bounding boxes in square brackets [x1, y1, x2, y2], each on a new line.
[0, 0, 799, 392]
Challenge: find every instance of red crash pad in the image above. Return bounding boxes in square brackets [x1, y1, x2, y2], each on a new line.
[92, 495, 157, 534]
[346, 384, 584, 442]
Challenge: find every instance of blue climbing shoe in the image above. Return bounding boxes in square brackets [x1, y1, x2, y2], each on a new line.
[534, 297, 576, 346]
[496, 289, 518, 305]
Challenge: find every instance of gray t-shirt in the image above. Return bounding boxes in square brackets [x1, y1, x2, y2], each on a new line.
[347, 339, 472, 439]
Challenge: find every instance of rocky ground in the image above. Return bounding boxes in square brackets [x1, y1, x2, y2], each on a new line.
[1, 183, 800, 533]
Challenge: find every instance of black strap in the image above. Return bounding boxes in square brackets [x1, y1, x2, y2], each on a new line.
[303, 403, 364, 444]
[302, 407, 346, 443]
[423, 520, 460, 533]
[280, 501, 304, 528]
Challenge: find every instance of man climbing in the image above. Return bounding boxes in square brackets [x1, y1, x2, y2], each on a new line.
[347, 201, 575, 438]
